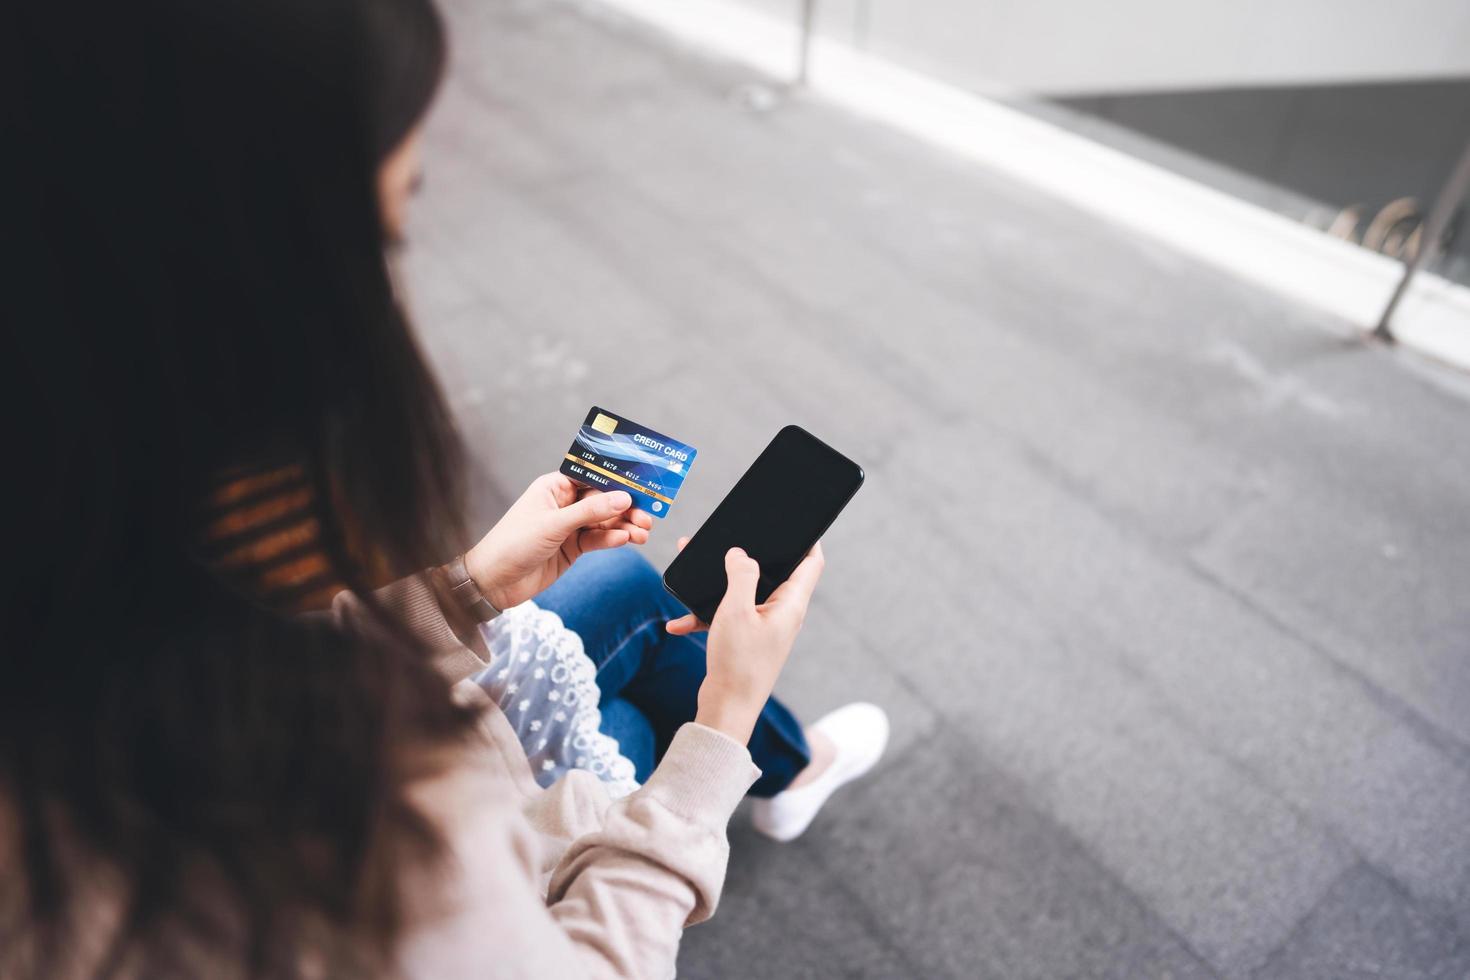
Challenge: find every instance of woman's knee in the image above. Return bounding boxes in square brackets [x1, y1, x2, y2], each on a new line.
[535, 546, 680, 629]
[566, 546, 665, 597]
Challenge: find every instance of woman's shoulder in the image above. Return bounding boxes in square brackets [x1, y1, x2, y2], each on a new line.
[410, 681, 540, 812]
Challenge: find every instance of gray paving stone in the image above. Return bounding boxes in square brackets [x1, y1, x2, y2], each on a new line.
[424, 74, 591, 191]
[679, 828, 920, 979]
[526, 174, 947, 463]
[837, 494, 1353, 975]
[774, 601, 942, 770]
[798, 741, 1222, 979]
[1193, 488, 1470, 752]
[1253, 864, 1470, 980]
[873, 426, 1470, 932]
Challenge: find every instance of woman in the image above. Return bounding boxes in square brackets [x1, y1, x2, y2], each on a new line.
[3, 0, 884, 977]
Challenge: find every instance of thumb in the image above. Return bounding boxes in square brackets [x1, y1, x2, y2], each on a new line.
[717, 547, 760, 612]
[665, 613, 706, 636]
[552, 490, 632, 534]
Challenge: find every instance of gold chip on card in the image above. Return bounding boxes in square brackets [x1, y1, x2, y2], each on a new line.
[591, 412, 619, 434]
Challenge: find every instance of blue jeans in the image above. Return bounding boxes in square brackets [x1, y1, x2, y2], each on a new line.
[534, 547, 810, 797]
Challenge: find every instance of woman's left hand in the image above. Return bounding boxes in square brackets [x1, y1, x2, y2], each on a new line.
[463, 472, 653, 611]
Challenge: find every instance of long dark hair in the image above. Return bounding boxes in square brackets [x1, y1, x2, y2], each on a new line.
[3, 0, 476, 975]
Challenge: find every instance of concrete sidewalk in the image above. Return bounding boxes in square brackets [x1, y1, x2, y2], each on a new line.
[403, 2, 1470, 976]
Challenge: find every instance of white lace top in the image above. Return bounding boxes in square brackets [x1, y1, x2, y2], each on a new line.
[471, 600, 640, 799]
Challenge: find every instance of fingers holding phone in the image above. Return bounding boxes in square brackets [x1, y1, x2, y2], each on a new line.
[690, 544, 826, 745]
[665, 536, 824, 636]
[662, 425, 861, 624]
[665, 537, 702, 635]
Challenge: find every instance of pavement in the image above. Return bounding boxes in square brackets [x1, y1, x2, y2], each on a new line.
[402, 2, 1470, 976]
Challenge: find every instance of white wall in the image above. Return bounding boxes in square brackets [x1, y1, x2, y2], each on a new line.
[739, 0, 1470, 95]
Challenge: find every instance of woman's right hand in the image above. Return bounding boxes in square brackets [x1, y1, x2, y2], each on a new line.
[667, 541, 825, 745]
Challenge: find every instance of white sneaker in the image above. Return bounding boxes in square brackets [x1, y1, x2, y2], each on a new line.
[750, 702, 889, 842]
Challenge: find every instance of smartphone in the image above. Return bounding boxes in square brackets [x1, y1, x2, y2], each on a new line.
[663, 425, 864, 623]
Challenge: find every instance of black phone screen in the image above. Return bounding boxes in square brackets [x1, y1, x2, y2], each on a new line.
[663, 425, 864, 623]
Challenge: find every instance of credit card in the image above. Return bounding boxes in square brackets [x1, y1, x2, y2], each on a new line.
[559, 406, 697, 519]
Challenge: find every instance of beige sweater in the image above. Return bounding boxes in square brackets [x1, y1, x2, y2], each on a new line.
[338, 573, 761, 979]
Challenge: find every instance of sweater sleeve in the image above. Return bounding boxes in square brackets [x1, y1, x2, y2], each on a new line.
[401, 723, 760, 980]
[542, 723, 760, 976]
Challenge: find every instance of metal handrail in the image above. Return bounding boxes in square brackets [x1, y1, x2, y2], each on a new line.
[795, 0, 817, 85]
[1375, 142, 1470, 341]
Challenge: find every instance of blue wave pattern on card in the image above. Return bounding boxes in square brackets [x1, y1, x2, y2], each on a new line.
[576, 429, 684, 474]
[559, 406, 697, 518]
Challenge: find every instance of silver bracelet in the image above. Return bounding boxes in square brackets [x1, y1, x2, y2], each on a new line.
[441, 554, 503, 623]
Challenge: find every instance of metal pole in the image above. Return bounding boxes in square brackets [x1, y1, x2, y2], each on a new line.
[795, 0, 816, 86]
[1374, 141, 1470, 341]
